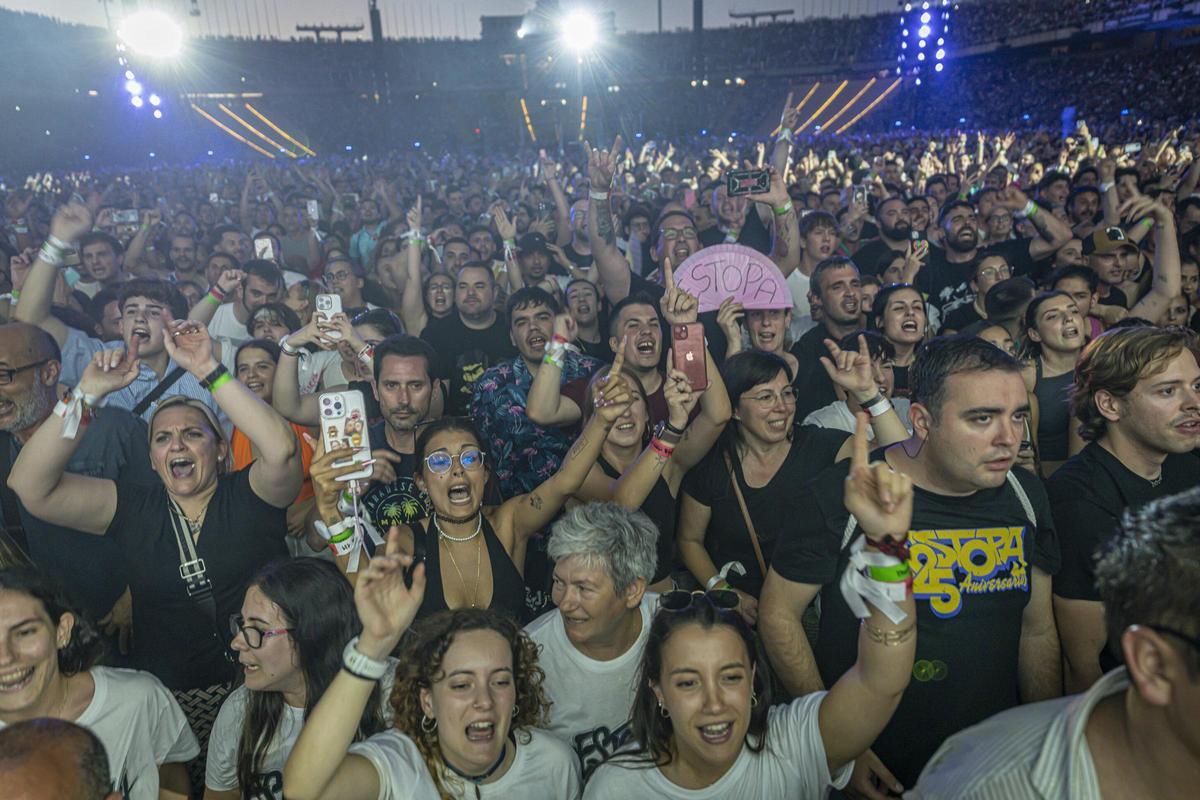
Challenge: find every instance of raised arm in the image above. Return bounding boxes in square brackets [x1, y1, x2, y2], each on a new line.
[12, 201, 93, 348]
[758, 168, 802, 277]
[7, 347, 135, 535]
[503, 356, 634, 536]
[189, 268, 243, 325]
[123, 209, 163, 275]
[165, 320, 301, 508]
[525, 314, 587, 427]
[586, 138, 635, 304]
[995, 186, 1072, 260]
[821, 335, 911, 452]
[1126, 197, 1181, 324]
[398, 199, 430, 335]
[282, 529, 425, 800]
[771, 92, 798, 177]
[818, 414, 917, 775]
[541, 153, 572, 248]
[271, 318, 336, 425]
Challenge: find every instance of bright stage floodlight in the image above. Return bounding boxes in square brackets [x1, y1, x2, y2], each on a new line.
[125, 80, 143, 96]
[118, 10, 185, 59]
[149, 94, 161, 107]
[130, 96, 144, 108]
[559, 10, 599, 53]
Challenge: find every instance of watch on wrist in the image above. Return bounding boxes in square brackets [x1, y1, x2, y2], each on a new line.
[653, 420, 683, 445]
[342, 635, 390, 681]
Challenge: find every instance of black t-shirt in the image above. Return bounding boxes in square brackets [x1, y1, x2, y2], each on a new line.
[420, 312, 517, 416]
[3, 410, 154, 621]
[575, 334, 614, 364]
[770, 455, 1058, 787]
[1096, 286, 1128, 308]
[851, 238, 904, 277]
[360, 423, 429, 532]
[563, 243, 594, 270]
[1048, 442, 1200, 603]
[789, 324, 839, 420]
[941, 302, 984, 333]
[598, 455, 677, 583]
[681, 426, 848, 597]
[106, 469, 288, 690]
[920, 238, 1040, 332]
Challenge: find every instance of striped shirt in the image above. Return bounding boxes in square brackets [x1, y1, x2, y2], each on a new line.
[907, 668, 1128, 800]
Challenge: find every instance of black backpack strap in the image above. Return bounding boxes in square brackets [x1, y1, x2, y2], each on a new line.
[132, 366, 188, 417]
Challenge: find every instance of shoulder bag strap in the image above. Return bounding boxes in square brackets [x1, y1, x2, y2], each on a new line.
[723, 450, 768, 579]
[132, 366, 188, 417]
[166, 499, 230, 662]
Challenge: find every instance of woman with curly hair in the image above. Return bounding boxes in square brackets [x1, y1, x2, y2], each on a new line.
[283, 532, 580, 799]
[0, 566, 199, 799]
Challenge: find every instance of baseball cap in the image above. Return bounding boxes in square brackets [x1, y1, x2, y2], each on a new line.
[1082, 226, 1139, 257]
[517, 232, 551, 256]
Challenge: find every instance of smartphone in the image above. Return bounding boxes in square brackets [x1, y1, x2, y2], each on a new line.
[254, 238, 276, 261]
[852, 185, 868, 206]
[1124, 143, 1142, 155]
[208, 192, 220, 204]
[910, 229, 925, 241]
[112, 209, 139, 224]
[315, 293, 343, 339]
[340, 192, 359, 207]
[726, 168, 770, 197]
[306, 199, 320, 222]
[672, 323, 708, 391]
[319, 390, 374, 482]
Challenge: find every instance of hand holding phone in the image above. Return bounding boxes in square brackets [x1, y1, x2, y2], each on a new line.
[320, 390, 374, 482]
[671, 324, 708, 391]
[315, 293, 344, 339]
[726, 169, 770, 197]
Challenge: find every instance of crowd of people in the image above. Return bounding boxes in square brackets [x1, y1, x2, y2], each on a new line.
[1, 43, 1199, 800]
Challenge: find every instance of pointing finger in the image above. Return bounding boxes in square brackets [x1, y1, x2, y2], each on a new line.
[851, 411, 870, 472]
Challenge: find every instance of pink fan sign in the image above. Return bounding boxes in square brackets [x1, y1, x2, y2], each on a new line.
[673, 244, 794, 313]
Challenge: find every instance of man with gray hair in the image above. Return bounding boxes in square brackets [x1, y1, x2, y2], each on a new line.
[0, 718, 121, 800]
[525, 501, 660, 780]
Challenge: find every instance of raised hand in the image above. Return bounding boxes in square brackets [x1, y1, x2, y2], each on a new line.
[48, 200, 93, 244]
[663, 364, 700, 426]
[491, 203, 517, 241]
[354, 526, 426, 657]
[8, 248, 36, 291]
[163, 319, 218, 376]
[659, 256, 699, 325]
[593, 336, 628, 413]
[406, 195, 422, 233]
[538, 151, 559, 183]
[903, 240, 929, 284]
[592, 366, 635, 425]
[780, 90, 799, 131]
[79, 339, 141, 399]
[215, 268, 245, 297]
[716, 296, 745, 337]
[585, 136, 623, 190]
[552, 311, 577, 344]
[843, 412, 913, 543]
[820, 334, 878, 402]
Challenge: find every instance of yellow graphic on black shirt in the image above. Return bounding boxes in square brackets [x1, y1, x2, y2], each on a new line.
[909, 526, 1028, 618]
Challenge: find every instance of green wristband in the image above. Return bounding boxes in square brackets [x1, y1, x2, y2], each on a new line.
[867, 562, 911, 583]
[207, 372, 233, 393]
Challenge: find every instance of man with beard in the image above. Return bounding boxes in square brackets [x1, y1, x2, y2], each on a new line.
[923, 189, 1072, 332]
[853, 196, 914, 278]
[353, 336, 441, 533]
[73, 232, 127, 300]
[15, 202, 221, 422]
[210, 224, 253, 266]
[419, 262, 516, 416]
[471, 287, 604, 499]
[189, 259, 283, 344]
[166, 233, 202, 283]
[1066, 186, 1103, 240]
[564, 278, 612, 363]
[789, 257, 867, 418]
[0, 322, 151, 649]
[1050, 326, 1200, 694]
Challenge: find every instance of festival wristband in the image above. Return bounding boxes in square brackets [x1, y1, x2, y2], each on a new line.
[1015, 199, 1038, 219]
[839, 535, 911, 623]
[865, 395, 892, 418]
[38, 242, 65, 268]
[1099, 181, 1115, 193]
[46, 234, 71, 251]
[53, 386, 101, 439]
[777, 127, 793, 142]
[867, 562, 912, 583]
[203, 292, 222, 307]
[589, 189, 610, 201]
[314, 517, 356, 542]
[772, 200, 794, 216]
[649, 436, 676, 459]
[707, 561, 746, 592]
[278, 336, 301, 357]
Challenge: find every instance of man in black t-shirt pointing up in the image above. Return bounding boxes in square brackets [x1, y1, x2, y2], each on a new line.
[760, 336, 1062, 795]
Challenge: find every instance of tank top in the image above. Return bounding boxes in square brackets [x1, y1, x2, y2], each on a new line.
[1034, 358, 1074, 461]
[598, 455, 678, 583]
[410, 515, 527, 623]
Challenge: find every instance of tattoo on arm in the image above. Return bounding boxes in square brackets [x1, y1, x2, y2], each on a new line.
[569, 434, 589, 459]
[528, 493, 544, 510]
[1029, 210, 1054, 241]
[596, 206, 616, 247]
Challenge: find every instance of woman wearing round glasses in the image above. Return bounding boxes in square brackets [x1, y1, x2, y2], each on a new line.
[284, 531, 580, 800]
[310, 371, 638, 623]
[676, 350, 907, 624]
[205, 559, 392, 799]
[587, 418, 918, 798]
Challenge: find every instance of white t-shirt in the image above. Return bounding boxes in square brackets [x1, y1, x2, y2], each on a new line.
[209, 301, 251, 343]
[525, 594, 655, 779]
[786, 270, 813, 341]
[296, 349, 348, 395]
[0, 667, 199, 800]
[205, 659, 397, 799]
[584, 692, 852, 800]
[351, 727, 581, 800]
[803, 397, 913, 440]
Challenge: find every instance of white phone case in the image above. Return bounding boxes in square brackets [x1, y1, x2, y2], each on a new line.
[315, 293, 343, 339]
[319, 390, 373, 481]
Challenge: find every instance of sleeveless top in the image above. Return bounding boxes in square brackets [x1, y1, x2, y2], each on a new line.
[410, 515, 527, 622]
[1034, 358, 1074, 461]
[597, 455, 677, 583]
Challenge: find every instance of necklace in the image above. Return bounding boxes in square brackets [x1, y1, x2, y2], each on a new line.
[444, 742, 508, 785]
[433, 512, 482, 543]
[441, 531, 482, 608]
[1149, 474, 1163, 487]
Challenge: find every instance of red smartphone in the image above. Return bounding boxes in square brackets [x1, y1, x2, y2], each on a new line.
[672, 323, 708, 392]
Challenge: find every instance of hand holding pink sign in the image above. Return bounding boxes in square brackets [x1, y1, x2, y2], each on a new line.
[672, 244, 794, 313]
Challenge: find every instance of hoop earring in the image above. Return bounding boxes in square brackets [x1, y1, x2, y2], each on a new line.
[751, 691, 759, 708]
[420, 715, 437, 734]
[658, 702, 670, 718]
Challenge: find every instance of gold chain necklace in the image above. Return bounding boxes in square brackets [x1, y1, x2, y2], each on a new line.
[441, 534, 482, 608]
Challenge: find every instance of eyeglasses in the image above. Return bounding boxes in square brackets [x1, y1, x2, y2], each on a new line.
[659, 227, 698, 241]
[424, 448, 486, 474]
[1143, 623, 1200, 654]
[659, 589, 740, 612]
[978, 265, 1012, 281]
[324, 269, 354, 283]
[229, 614, 290, 649]
[0, 359, 51, 386]
[742, 387, 798, 409]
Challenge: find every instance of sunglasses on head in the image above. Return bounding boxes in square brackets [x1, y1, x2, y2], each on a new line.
[424, 448, 486, 474]
[658, 588, 740, 613]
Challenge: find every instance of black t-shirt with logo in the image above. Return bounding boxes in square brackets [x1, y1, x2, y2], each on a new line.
[681, 426, 848, 597]
[360, 423, 429, 532]
[420, 312, 516, 416]
[919, 238, 1040, 332]
[770, 454, 1058, 788]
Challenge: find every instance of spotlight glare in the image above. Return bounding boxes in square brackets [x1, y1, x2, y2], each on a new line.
[130, 95, 144, 108]
[559, 10, 599, 53]
[921, 12, 931, 23]
[118, 9, 185, 59]
[124, 69, 135, 80]
[935, 48, 945, 59]
[149, 93, 161, 107]
[918, 52, 925, 61]
[915, 77, 922, 85]
[153, 109, 163, 119]
[918, 25, 931, 38]
[125, 80, 143, 96]
[516, 26, 527, 39]
[935, 62, 944, 72]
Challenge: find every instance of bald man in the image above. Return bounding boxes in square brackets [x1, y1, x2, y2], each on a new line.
[0, 718, 121, 800]
[0, 323, 153, 648]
